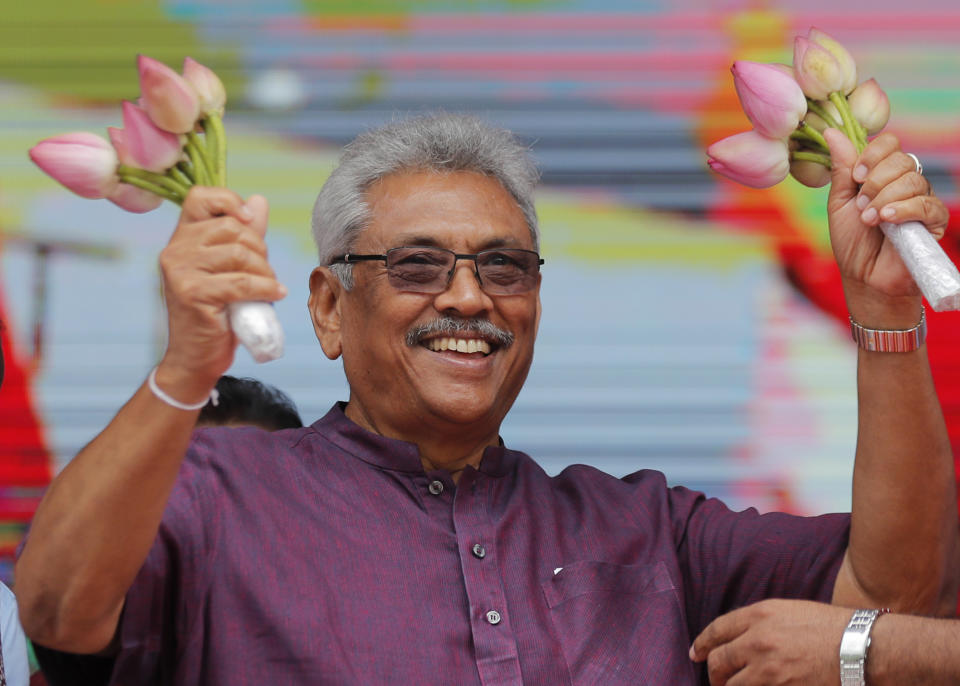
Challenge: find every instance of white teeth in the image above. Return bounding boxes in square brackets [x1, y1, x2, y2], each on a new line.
[424, 337, 492, 355]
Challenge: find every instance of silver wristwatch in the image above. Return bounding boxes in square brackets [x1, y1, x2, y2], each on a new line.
[849, 307, 926, 352]
[839, 609, 886, 686]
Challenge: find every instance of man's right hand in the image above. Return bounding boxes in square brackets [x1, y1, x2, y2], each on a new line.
[153, 187, 287, 404]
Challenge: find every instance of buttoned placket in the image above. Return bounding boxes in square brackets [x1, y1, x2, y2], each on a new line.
[453, 468, 522, 685]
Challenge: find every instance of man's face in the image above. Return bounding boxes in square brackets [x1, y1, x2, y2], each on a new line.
[313, 169, 541, 443]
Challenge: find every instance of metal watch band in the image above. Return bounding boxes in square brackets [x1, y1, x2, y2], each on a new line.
[849, 307, 926, 352]
[839, 609, 888, 686]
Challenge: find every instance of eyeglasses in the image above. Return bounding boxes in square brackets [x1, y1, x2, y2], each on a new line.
[329, 246, 544, 295]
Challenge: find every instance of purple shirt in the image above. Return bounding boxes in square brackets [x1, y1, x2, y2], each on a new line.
[112, 403, 848, 685]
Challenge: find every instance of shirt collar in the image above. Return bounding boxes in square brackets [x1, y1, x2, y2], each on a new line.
[311, 402, 515, 478]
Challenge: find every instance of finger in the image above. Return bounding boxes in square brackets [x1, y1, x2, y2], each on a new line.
[184, 217, 270, 257]
[244, 194, 269, 239]
[179, 186, 255, 224]
[876, 195, 949, 238]
[856, 151, 925, 212]
[824, 128, 859, 205]
[705, 642, 746, 686]
[194, 244, 278, 279]
[850, 132, 901, 183]
[690, 608, 750, 662]
[860, 171, 933, 226]
[190, 272, 288, 306]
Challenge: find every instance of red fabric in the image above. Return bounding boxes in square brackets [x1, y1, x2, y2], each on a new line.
[0, 288, 52, 491]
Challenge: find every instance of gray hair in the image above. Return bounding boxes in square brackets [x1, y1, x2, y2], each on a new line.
[311, 113, 540, 289]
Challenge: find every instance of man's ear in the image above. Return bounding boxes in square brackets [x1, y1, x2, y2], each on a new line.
[308, 266, 344, 360]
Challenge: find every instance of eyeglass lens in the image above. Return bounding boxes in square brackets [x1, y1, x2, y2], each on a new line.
[384, 246, 541, 295]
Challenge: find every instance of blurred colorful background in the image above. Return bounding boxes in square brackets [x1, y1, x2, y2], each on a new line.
[3, 0, 960, 584]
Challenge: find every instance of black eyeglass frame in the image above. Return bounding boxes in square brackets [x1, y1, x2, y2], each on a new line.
[329, 246, 544, 295]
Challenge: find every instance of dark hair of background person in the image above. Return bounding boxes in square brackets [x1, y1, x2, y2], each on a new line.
[196, 375, 303, 430]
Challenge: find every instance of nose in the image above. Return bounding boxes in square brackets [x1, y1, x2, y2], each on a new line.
[432, 259, 493, 316]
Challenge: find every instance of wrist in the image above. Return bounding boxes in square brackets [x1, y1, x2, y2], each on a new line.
[839, 608, 889, 686]
[842, 278, 922, 330]
[153, 360, 219, 407]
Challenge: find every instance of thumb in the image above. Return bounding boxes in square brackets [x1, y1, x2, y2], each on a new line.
[245, 194, 270, 239]
[824, 128, 858, 205]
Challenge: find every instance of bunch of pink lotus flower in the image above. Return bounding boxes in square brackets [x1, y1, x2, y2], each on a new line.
[708, 27, 890, 189]
[29, 55, 227, 212]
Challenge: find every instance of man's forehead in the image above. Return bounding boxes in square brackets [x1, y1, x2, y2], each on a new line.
[361, 169, 531, 247]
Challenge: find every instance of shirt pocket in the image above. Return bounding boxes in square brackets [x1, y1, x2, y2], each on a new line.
[541, 560, 696, 686]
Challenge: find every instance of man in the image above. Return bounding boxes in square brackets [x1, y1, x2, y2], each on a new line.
[14, 114, 959, 684]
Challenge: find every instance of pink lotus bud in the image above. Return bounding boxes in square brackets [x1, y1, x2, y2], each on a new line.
[707, 130, 790, 189]
[789, 158, 832, 188]
[29, 132, 119, 199]
[182, 57, 226, 116]
[802, 101, 841, 133]
[119, 101, 183, 172]
[107, 126, 133, 166]
[137, 55, 201, 134]
[807, 28, 857, 95]
[108, 182, 164, 213]
[793, 36, 846, 100]
[847, 78, 890, 135]
[731, 61, 807, 139]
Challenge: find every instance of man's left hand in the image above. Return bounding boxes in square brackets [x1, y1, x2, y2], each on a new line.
[689, 598, 850, 685]
[825, 129, 949, 300]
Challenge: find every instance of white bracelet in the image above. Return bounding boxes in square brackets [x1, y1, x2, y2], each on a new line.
[147, 367, 219, 411]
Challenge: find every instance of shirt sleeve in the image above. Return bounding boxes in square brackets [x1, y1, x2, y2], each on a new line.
[668, 484, 850, 638]
[111, 430, 222, 685]
[1, 582, 31, 686]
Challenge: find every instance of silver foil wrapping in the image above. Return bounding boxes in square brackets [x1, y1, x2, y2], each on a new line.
[227, 301, 284, 362]
[880, 220, 960, 312]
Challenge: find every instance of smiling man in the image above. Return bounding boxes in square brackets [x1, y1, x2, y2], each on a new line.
[15, 114, 959, 685]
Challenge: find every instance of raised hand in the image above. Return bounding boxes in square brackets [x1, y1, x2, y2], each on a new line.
[155, 186, 286, 404]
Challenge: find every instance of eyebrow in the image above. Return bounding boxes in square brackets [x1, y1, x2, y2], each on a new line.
[388, 235, 520, 251]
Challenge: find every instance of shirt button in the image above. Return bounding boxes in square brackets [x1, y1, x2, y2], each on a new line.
[471, 543, 486, 559]
[428, 480, 444, 495]
[486, 610, 501, 625]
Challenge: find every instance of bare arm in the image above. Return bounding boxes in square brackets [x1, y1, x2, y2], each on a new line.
[820, 130, 959, 614]
[868, 612, 960, 685]
[14, 188, 285, 653]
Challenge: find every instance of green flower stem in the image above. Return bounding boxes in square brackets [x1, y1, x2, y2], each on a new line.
[790, 125, 829, 153]
[118, 173, 184, 205]
[791, 150, 832, 168]
[205, 113, 228, 186]
[202, 118, 220, 185]
[806, 98, 842, 130]
[169, 164, 193, 189]
[828, 91, 865, 153]
[800, 122, 829, 151]
[117, 164, 190, 199]
[186, 132, 214, 186]
[176, 161, 196, 184]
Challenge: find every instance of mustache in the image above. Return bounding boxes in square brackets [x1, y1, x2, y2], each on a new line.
[406, 317, 515, 349]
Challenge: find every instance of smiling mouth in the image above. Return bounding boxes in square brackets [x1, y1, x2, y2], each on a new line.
[423, 337, 493, 355]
